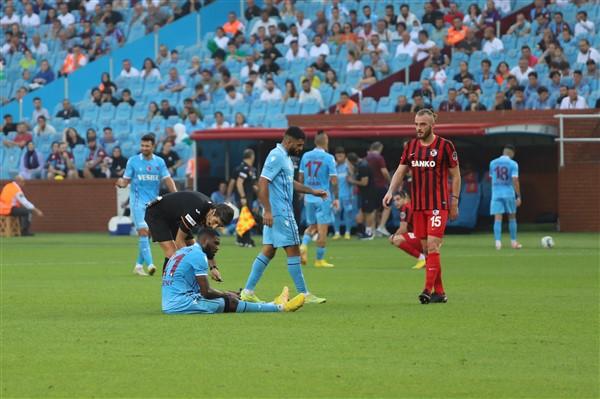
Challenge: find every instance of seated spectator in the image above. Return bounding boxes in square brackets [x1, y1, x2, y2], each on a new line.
[495, 62, 511, 86]
[560, 87, 588, 109]
[503, 75, 519, 99]
[510, 57, 534, 84]
[475, 59, 493, 84]
[234, 112, 249, 128]
[241, 81, 258, 104]
[99, 127, 120, 154]
[46, 142, 77, 180]
[462, 4, 483, 30]
[511, 86, 527, 110]
[102, 91, 120, 107]
[421, 3, 443, 25]
[261, 39, 282, 61]
[217, 68, 240, 90]
[340, 22, 358, 44]
[415, 30, 436, 62]
[540, 43, 569, 70]
[247, 70, 264, 91]
[549, 12, 570, 37]
[19, 50, 37, 71]
[140, 57, 161, 80]
[415, 80, 436, 104]
[225, 85, 244, 107]
[210, 182, 229, 204]
[398, 4, 419, 27]
[0, 176, 44, 236]
[427, 60, 446, 88]
[2, 114, 17, 135]
[192, 83, 209, 104]
[301, 66, 321, 89]
[454, 61, 475, 83]
[144, 3, 172, 34]
[63, 128, 85, 149]
[157, 141, 183, 177]
[574, 11, 595, 37]
[584, 60, 600, 81]
[258, 55, 280, 76]
[455, 29, 480, 55]
[91, 88, 103, 106]
[430, 18, 447, 45]
[395, 31, 417, 58]
[285, 40, 308, 62]
[184, 111, 204, 133]
[467, 92, 486, 111]
[18, 141, 44, 180]
[555, 85, 569, 107]
[260, 78, 283, 102]
[576, 39, 600, 65]
[200, 69, 218, 93]
[211, 111, 231, 129]
[109, 147, 128, 178]
[494, 91, 512, 110]
[335, 91, 358, 114]
[159, 100, 178, 119]
[283, 80, 298, 102]
[439, 88, 462, 112]
[521, 45, 538, 68]
[100, 2, 123, 25]
[56, 99, 80, 119]
[411, 93, 432, 112]
[482, 27, 503, 55]
[312, 54, 332, 74]
[444, 2, 464, 25]
[528, 87, 554, 110]
[395, 95, 412, 112]
[212, 27, 229, 50]
[250, 10, 277, 36]
[481, 0, 501, 27]
[129, 2, 146, 26]
[120, 89, 136, 107]
[240, 56, 259, 81]
[445, 17, 468, 47]
[83, 137, 107, 179]
[89, 34, 110, 61]
[33, 116, 56, 136]
[57, 3, 76, 29]
[357, 66, 378, 91]
[223, 11, 245, 35]
[525, 72, 541, 99]
[99, 72, 117, 96]
[156, 45, 170, 65]
[30, 34, 48, 58]
[31, 98, 50, 122]
[284, 23, 308, 47]
[105, 21, 125, 45]
[119, 59, 140, 78]
[21, 4, 40, 28]
[324, 69, 340, 89]
[298, 78, 324, 110]
[159, 68, 186, 92]
[507, 13, 531, 37]
[61, 44, 88, 76]
[346, 50, 364, 74]
[4, 123, 33, 149]
[185, 56, 202, 80]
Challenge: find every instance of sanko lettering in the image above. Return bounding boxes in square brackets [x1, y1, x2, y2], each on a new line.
[411, 160, 436, 168]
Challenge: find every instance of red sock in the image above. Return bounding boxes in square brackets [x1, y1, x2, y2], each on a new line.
[424, 252, 440, 293]
[398, 241, 421, 258]
[434, 261, 445, 295]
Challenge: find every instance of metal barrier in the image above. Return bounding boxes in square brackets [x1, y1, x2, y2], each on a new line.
[553, 113, 600, 167]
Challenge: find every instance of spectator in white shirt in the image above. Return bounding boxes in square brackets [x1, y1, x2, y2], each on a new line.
[225, 85, 244, 106]
[429, 60, 447, 88]
[295, 10, 312, 34]
[285, 40, 309, 62]
[576, 39, 600, 65]
[21, 4, 40, 28]
[493, 0, 511, 15]
[240, 56, 259, 80]
[214, 27, 229, 50]
[415, 30, 436, 62]
[560, 87, 588, 109]
[259, 78, 283, 102]
[510, 57, 534, 84]
[482, 26, 504, 55]
[0, 6, 19, 28]
[30, 34, 48, 57]
[574, 11, 595, 37]
[308, 35, 330, 58]
[346, 50, 364, 73]
[33, 116, 56, 135]
[31, 98, 50, 122]
[119, 59, 140, 78]
[395, 31, 417, 58]
[250, 10, 277, 36]
[397, 4, 419, 27]
[298, 78, 324, 110]
[211, 111, 231, 129]
[367, 34, 388, 57]
[57, 3, 75, 28]
[284, 24, 308, 47]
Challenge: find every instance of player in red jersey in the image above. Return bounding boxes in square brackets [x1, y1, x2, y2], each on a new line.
[383, 109, 461, 304]
[389, 191, 426, 270]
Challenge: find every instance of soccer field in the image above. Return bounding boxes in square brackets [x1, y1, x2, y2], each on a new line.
[1, 231, 598, 398]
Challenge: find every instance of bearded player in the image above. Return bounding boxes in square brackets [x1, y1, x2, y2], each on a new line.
[388, 191, 426, 270]
[383, 109, 461, 304]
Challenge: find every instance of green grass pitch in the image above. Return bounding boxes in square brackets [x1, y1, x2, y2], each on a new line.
[1, 231, 598, 398]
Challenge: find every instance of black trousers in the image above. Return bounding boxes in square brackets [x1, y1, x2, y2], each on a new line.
[10, 207, 32, 234]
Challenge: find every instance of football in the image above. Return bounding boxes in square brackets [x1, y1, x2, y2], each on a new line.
[541, 236, 555, 249]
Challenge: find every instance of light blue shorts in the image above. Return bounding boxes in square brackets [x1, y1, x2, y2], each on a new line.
[305, 200, 334, 225]
[263, 214, 300, 248]
[163, 296, 225, 314]
[490, 197, 516, 215]
[131, 203, 148, 230]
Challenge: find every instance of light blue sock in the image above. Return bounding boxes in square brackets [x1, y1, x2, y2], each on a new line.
[343, 207, 354, 233]
[333, 210, 341, 234]
[287, 255, 307, 293]
[139, 236, 153, 265]
[493, 220, 502, 241]
[236, 301, 280, 313]
[316, 246, 325, 260]
[244, 253, 270, 291]
[302, 233, 311, 246]
[508, 219, 517, 241]
[136, 245, 144, 265]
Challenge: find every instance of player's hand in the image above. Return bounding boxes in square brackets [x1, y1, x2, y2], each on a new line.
[382, 191, 393, 208]
[225, 290, 240, 300]
[34, 208, 44, 217]
[263, 210, 273, 227]
[210, 267, 223, 282]
[240, 198, 247, 207]
[516, 197, 522, 207]
[450, 204, 459, 220]
[332, 199, 340, 210]
[312, 189, 328, 199]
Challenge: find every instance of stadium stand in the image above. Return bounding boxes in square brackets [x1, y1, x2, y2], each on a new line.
[1, 0, 599, 182]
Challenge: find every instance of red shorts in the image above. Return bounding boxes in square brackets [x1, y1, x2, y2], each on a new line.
[401, 232, 423, 252]
[413, 210, 449, 240]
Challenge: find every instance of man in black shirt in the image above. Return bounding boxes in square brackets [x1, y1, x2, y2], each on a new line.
[232, 148, 258, 247]
[159, 100, 178, 119]
[347, 152, 374, 240]
[244, 0, 261, 21]
[144, 191, 235, 276]
[421, 3, 444, 25]
[2, 114, 18, 135]
[55, 99, 80, 119]
[157, 141, 183, 177]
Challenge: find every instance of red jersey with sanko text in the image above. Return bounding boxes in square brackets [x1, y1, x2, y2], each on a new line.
[399, 136, 459, 211]
[400, 203, 413, 228]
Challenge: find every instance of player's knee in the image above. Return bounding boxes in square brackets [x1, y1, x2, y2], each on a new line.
[138, 229, 149, 236]
[391, 235, 403, 246]
[427, 239, 441, 253]
[262, 246, 275, 259]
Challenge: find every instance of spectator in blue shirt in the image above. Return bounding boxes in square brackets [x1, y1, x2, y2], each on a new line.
[548, 71, 562, 97]
[31, 59, 55, 87]
[210, 181, 229, 204]
[549, 12, 571, 37]
[525, 71, 541, 99]
[529, 0, 548, 21]
[184, 111, 204, 133]
[528, 87, 554, 110]
[572, 70, 590, 95]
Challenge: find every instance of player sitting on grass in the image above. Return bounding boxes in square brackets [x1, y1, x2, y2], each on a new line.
[162, 228, 305, 314]
[389, 191, 426, 270]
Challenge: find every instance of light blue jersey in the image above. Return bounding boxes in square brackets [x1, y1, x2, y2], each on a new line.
[124, 154, 170, 229]
[162, 244, 225, 314]
[336, 162, 352, 199]
[260, 143, 295, 217]
[489, 155, 519, 199]
[300, 148, 337, 203]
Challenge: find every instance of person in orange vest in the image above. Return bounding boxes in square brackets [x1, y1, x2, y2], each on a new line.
[222, 11, 245, 35]
[60, 44, 88, 76]
[335, 91, 359, 114]
[0, 176, 44, 236]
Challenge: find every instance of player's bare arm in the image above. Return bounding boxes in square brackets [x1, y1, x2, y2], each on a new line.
[513, 176, 522, 207]
[164, 176, 178, 193]
[449, 166, 461, 220]
[383, 164, 408, 207]
[330, 175, 339, 209]
[115, 177, 130, 188]
[293, 180, 328, 198]
[236, 176, 247, 206]
[257, 176, 273, 226]
[196, 275, 237, 301]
